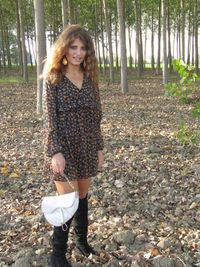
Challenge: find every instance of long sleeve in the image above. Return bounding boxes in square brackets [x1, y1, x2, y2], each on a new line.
[94, 87, 104, 151]
[43, 80, 63, 157]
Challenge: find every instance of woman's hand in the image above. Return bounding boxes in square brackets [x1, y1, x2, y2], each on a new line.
[51, 152, 66, 176]
[97, 150, 104, 169]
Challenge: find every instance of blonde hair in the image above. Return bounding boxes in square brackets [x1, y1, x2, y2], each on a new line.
[45, 25, 99, 89]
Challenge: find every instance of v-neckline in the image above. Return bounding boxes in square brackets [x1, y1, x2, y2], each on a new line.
[64, 73, 85, 91]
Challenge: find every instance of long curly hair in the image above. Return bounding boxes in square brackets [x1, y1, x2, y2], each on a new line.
[45, 25, 99, 89]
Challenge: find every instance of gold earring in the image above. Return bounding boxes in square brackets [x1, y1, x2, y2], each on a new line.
[83, 60, 86, 69]
[62, 57, 68, 65]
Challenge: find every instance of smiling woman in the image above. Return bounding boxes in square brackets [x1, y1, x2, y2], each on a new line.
[42, 25, 104, 267]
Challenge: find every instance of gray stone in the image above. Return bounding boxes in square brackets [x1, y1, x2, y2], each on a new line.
[152, 256, 175, 267]
[103, 257, 120, 267]
[12, 248, 34, 267]
[157, 238, 173, 250]
[113, 230, 136, 245]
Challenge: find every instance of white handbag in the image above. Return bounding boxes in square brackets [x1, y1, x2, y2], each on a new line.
[41, 175, 79, 230]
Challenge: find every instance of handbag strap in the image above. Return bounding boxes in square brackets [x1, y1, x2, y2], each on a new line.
[46, 174, 76, 194]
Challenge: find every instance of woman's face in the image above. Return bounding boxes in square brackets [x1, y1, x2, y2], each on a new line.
[66, 38, 87, 67]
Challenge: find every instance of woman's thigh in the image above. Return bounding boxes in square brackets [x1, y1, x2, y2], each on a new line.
[54, 180, 78, 195]
[77, 177, 91, 199]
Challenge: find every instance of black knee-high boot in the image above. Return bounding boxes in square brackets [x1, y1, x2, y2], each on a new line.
[74, 195, 96, 256]
[51, 218, 72, 267]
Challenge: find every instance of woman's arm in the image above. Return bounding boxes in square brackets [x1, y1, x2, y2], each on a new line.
[43, 80, 63, 157]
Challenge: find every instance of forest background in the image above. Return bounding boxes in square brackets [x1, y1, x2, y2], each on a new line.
[0, 0, 200, 267]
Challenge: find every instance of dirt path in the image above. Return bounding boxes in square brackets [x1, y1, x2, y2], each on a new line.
[0, 79, 199, 266]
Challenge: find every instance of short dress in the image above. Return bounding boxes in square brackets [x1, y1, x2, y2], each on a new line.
[43, 74, 104, 182]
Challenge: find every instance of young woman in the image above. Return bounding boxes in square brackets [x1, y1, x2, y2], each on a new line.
[43, 25, 104, 267]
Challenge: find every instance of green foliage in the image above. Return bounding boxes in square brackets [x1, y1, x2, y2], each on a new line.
[165, 59, 200, 146]
[174, 122, 200, 147]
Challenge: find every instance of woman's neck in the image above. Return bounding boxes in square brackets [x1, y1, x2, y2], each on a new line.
[65, 64, 83, 76]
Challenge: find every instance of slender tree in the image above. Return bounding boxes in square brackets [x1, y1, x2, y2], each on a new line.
[61, 0, 67, 28]
[19, 0, 28, 82]
[181, 0, 185, 61]
[34, 0, 46, 114]
[162, 0, 168, 84]
[117, 0, 128, 93]
[103, 0, 114, 82]
[151, 5, 154, 70]
[68, 0, 75, 24]
[194, 0, 198, 74]
[156, 0, 161, 74]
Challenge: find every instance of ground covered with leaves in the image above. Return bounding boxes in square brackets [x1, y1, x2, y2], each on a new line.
[0, 76, 200, 267]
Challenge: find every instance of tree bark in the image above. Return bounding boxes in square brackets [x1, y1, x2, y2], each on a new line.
[192, 22, 194, 66]
[100, 0, 106, 76]
[194, 0, 198, 73]
[115, 19, 119, 72]
[19, 0, 28, 82]
[156, 0, 161, 74]
[128, 25, 132, 71]
[34, 0, 47, 114]
[117, 0, 128, 93]
[15, 0, 23, 75]
[0, 3, 6, 74]
[151, 7, 154, 70]
[167, 0, 172, 72]
[134, 0, 142, 77]
[187, 5, 191, 65]
[61, 0, 67, 28]
[162, 0, 168, 84]
[95, 1, 102, 73]
[103, 0, 114, 82]
[26, 30, 33, 70]
[68, 0, 75, 24]
[5, 26, 11, 69]
[181, 0, 185, 61]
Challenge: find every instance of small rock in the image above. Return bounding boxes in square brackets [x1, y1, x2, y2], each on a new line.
[152, 255, 175, 267]
[12, 248, 34, 267]
[114, 180, 125, 188]
[157, 238, 173, 250]
[113, 230, 136, 245]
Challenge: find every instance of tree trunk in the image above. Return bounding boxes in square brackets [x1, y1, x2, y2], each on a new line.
[31, 36, 36, 65]
[139, 4, 143, 71]
[134, 0, 142, 77]
[68, 0, 75, 24]
[34, 0, 46, 114]
[5, 26, 11, 69]
[178, 12, 181, 59]
[19, 0, 28, 82]
[181, 0, 185, 61]
[0, 4, 6, 74]
[156, 0, 161, 74]
[15, 0, 23, 75]
[61, 0, 67, 28]
[128, 25, 132, 71]
[151, 6, 154, 70]
[26, 30, 33, 70]
[187, 5, 191, 65]
[100, 0, 106, 76]
[192, 22, 194, 66]
[103, 0, 114, 82]
[167, 0, 172, 72]
[144, 27, 147, 69]
[95, 1, 102, 73]
[162, 0, 168, 84]
[117, 0, 128, 93]
[115, 6, 119, 72]
[194, 0, 198, 74]
[115, 19, 119, 72]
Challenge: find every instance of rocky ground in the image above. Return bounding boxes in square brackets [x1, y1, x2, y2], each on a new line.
[0, 75, 200, 267]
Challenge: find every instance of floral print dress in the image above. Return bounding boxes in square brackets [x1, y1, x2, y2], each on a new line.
[43, 74, 104, 181]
